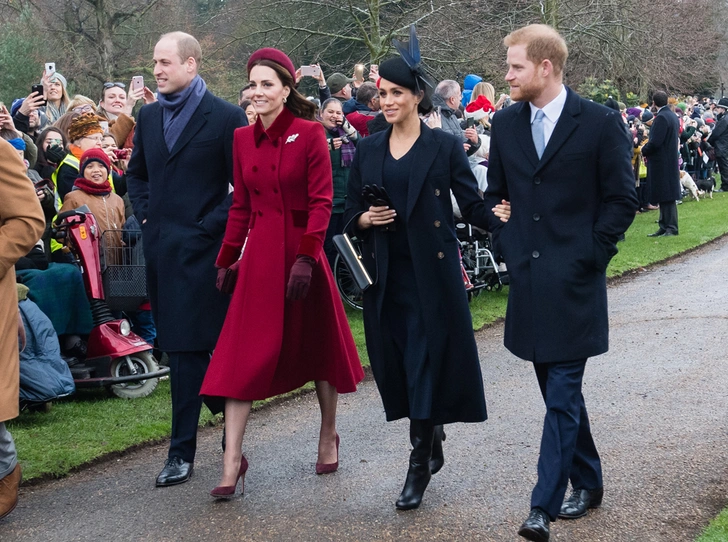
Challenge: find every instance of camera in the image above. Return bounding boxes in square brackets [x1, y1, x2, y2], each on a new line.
[340, 135, 350, 144]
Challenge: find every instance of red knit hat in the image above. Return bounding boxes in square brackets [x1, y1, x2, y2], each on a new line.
[247, 48, 296, 81]
[80, 148, 111, 176]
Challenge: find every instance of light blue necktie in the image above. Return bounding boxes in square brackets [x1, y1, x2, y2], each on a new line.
[532, 109, 545, 159]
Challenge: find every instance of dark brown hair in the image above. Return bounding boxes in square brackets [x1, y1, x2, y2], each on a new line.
[249, 59, 316, 121]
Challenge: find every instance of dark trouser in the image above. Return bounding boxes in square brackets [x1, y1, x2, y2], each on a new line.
[530, 359, 603, 520]
[168, 351, 212, 463]
[658, 201, 679, 234]
[323, 212, 345, 272]
[716, 153, 728, 190]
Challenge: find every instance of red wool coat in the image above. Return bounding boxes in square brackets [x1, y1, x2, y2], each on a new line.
[200, 108, 363, 401]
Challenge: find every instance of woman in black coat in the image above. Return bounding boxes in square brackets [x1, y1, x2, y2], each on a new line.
[343, 54, 492, 511]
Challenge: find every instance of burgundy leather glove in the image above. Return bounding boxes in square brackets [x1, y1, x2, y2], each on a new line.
[216, 260, 240, 294]
[286, 256, 316, 301]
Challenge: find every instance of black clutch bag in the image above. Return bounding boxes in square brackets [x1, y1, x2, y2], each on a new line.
[333, 233, 373, 292]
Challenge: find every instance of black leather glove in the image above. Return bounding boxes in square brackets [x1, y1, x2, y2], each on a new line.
[362, 184, 396, 231]
[286, 256, 316, 301]
[45, 144, 66, 165]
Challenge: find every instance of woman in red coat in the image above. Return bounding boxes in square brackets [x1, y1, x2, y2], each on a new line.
[200, 48, 364, 499]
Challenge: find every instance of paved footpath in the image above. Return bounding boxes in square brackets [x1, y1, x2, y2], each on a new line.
[3, 238, 728, 541]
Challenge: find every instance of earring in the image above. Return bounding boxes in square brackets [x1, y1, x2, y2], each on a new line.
[283, 96, 288, 103]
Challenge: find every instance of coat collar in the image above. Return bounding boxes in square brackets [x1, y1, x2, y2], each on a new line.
[514, 86, 581, 172]
[253, 107, 296, 148]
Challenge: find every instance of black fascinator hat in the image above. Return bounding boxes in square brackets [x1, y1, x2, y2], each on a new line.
[378, 25, 434, 115]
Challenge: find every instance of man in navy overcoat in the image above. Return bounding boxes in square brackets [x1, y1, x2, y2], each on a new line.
[126, 32, 246, 487]
[641, 90, 681, 236]
[484, 24, 637, 542]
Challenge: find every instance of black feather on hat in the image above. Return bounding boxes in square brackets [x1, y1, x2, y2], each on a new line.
[378, 25, 434, 114]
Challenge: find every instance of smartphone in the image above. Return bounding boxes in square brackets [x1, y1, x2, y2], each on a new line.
[31, 84, 47, 106]
[300, 65, 321, 78]
[466, 117, 475, 128]
[131, 75, 144, 92]
[45, 62, 56, 77]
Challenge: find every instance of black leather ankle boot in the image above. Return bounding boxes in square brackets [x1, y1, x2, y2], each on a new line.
[396, 419, 434, 510]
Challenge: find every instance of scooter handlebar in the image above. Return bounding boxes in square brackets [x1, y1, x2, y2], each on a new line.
[54, 209, 88, 225]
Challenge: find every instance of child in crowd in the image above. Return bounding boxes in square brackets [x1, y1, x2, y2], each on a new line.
[59, 148, 125, 265]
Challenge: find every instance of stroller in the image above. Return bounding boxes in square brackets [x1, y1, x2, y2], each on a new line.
[52, 205, 168, 398]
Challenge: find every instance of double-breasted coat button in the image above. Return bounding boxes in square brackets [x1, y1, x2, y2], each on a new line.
[437, 252, 445, 259]
[258, 210, 263, 216]
[252, 166, 258, 172]
[532, 250, 540, 258]
[434, 189, 441, 196]
[533, 213, 540, 221]
[254, 188, 260, 195]
[534, 177, 541, 185]
[273, 187, 279, 194]
[271, 165, 276, 171]
[434, 220, 441, 228]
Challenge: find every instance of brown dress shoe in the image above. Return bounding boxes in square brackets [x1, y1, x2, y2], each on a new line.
[0, 464, 21, 520]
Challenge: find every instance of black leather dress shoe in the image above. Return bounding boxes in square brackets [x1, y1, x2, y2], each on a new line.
[647, 230, 665, 237]
[558, 487, 604, 519]
[156, 457, 193, 487]
[660, 231, 678, 237]
[518, 508, 550, 542]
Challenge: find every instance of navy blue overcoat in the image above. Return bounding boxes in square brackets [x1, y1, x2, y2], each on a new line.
[343, 123, 489, 425]
[126, 91, 247, 351]
[484, 88, 638, 364]
[641, 106, 681, 203]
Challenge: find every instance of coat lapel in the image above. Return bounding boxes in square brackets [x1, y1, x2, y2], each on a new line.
[405, 123, 441, 221]
[535, 88, 580, 173]
[514, 101, 540, 168]
[167, 92, 213, 161]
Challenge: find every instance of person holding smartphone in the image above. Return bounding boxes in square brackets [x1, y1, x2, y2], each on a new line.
[40, 68, 70, 124]
[318, 97, 359, 270]
[98, 80, 149, 149]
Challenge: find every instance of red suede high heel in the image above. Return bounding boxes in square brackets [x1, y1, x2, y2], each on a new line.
[210, 455, 248, 499]
[316, 434, 340, 475]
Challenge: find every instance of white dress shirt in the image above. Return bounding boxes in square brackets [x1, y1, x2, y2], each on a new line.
[530, 85, 568, 147]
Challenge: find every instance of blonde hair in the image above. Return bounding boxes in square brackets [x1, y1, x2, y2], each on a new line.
[68, 95, 97, 112]
[504, 24, 568, 75]
[471, 82, 495, 104]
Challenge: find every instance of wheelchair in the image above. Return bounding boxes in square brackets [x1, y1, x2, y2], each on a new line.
[456, 221, 505, 299]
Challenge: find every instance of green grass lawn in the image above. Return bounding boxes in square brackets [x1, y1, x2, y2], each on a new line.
[9, 191, 728, 483]
[698, 508, 728, 542]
